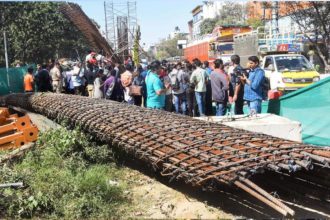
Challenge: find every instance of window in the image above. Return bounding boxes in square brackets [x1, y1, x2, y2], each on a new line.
[275, 56, 314, 72]
[193, 11, 202, 23]
[264, 57, 274, 70]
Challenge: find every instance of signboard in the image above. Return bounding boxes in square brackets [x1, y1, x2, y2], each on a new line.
[277, 44, 302, 52]
[212, 26, 252, 38]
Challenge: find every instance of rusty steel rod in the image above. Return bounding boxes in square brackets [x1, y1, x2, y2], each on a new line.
[234, 181, 288, 216]
[239, 177, 295, 216]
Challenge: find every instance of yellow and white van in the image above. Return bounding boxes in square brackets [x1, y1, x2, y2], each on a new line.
[262, 54, 320, 91]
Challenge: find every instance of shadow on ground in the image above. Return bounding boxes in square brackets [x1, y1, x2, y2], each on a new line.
[121, 157, 330, 219]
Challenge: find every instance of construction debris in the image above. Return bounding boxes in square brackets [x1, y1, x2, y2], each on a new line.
[59, 3, 120, 62]
[0, 143, 35, 164]
[1, 93, 329, 216]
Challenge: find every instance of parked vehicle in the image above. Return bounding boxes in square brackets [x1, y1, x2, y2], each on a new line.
[234, 28, 320, 91]
[262, 53, 320, 91]
[184, 25, 251, 62]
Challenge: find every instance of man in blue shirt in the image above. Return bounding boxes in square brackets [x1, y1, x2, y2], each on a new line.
[242, 56, 265, 114]
[145, 60, 169, 109]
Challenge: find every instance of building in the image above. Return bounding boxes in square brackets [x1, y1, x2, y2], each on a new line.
[190, 1, 225, 40]
[168, 26, 181, 40]
[247, 1, 311, 33]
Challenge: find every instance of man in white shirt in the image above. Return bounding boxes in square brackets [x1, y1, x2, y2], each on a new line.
[190, 59, 208, 116]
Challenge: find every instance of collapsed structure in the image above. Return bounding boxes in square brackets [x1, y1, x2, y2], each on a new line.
[1, 93, 330, 216]
[59, 3, 120, 62]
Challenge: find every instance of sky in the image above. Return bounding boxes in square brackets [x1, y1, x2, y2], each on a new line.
[3, 0, 204, 46]
[5, 0, 254, 46]
[69, 0, 199, 46]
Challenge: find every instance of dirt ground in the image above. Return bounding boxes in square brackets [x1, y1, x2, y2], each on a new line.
[26, 110, 235, 219]
[120, 167, 235, 219]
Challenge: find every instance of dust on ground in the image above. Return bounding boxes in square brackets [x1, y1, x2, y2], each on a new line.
[120, 168, 235, 219]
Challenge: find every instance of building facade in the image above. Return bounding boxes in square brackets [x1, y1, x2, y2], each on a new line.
[190, 1, 225, 40]
[247, 1, 311, 33]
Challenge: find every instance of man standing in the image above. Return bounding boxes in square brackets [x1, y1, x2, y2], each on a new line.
[210, 59, 229, 116]
[228, 55, 244, 115]
[36, 63, 52, 92]
[145, 60, 169, 109]
[24, 66, 34, 93]
[50, 61, 62, 93]
[203, 61, 212, 76]
[85, 68, 95, 97]
[72, 62, 84, 95]
[169, 63, 187, 115]
[190, 59, 208, 116]
[242, 56, 265, 114]
[203, 61, 213, 116]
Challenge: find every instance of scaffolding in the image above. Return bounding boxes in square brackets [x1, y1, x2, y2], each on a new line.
[104, 1, 137, 61]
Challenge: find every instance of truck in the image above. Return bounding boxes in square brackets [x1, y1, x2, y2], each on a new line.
[234, 29, 320, 91]
[184, 25, 251, 63]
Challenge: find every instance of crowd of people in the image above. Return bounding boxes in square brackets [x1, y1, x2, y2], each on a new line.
[24, 52, 266, 117]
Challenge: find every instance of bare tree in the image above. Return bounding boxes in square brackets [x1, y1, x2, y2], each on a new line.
[288, 2, 330, 71]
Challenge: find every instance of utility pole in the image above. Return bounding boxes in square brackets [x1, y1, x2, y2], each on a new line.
[2, 3, 10, 90]
[271, 1, 279, 35]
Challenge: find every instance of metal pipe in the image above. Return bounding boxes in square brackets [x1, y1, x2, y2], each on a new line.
[3, 31, 10, 90]
[0, 182, 23, 188]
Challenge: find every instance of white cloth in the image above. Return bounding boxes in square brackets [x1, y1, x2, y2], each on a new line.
[124, 87, 134, 104]
[228, 65, 235, 75]
[85, 54, 92, 62]
[93, 77, 103, 98]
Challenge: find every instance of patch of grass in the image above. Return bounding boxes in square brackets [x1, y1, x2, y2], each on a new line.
[0, 127, 128, 218]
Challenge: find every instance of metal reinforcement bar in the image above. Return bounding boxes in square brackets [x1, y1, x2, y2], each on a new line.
[1, 93, 330, 216]
[59, 3, 120, 62]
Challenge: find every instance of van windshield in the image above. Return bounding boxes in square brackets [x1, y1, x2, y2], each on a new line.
[275, 56, 314, 72]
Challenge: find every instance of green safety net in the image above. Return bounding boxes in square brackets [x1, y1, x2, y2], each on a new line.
[243, 77, 330, 146]
[0, 66, 30, 95]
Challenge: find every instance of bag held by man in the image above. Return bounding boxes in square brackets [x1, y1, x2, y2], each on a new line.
[129, 85, 142, 96]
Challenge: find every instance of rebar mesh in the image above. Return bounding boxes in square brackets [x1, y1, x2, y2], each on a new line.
[2, 92, 330, 216]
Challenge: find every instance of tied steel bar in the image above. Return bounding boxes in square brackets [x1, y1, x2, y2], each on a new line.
[1, 93, 330, 216]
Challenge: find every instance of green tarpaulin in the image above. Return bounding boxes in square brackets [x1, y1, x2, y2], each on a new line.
[0, 66, 30, 95]
[243, 77, 330, 146]
[270, 77, 330, 146]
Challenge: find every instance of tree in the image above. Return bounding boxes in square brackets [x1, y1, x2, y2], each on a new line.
[216, 2, 247, 26]
[287, 2, 330, 71]
[0, 2, 90, 66]
[247, 18, 264, 30]
[199, 2, 248, 35]
[200, 18, 217, 35]
[155, 34, 186, 60]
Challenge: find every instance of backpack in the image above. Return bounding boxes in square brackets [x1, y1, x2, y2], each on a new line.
[262, 77, 270, 100]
